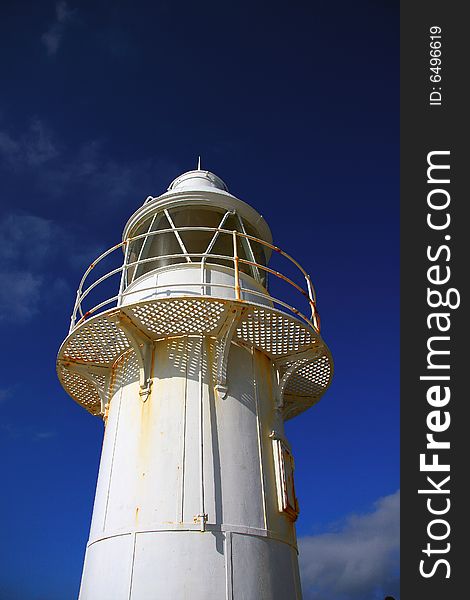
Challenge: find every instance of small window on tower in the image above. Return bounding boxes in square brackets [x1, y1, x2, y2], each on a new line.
[271, 435, 299, 521]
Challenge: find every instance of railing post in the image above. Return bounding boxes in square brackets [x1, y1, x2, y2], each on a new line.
[313, 310, 321, 333]
[69, 289, 81, 333]
[305, 274, 320, 331]
[200, 256, 206, 296]
[118, 240, 130, 307]
[233, 230, 241, 301]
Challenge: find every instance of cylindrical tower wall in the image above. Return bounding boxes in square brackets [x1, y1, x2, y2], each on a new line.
[79, 336, 301, 599]
[121, 264, 273, 307]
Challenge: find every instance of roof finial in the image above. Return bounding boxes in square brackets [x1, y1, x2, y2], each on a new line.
[197, 156, 201, 171]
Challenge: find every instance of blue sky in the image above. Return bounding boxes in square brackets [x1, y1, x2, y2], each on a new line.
[0, 1, 399, 598]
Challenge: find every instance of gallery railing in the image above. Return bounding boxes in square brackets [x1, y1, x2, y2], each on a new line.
[69, 227, 321, 334]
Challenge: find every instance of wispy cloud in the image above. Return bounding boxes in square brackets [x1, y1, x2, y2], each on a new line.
[1, 422, 57, 442]
[41, 1, 76, 56]
[0, 120, 179, 206]
[0, 119, 59, 169]
[33, 431, 57, 441]
[47, 139, 135, 199]
[38, 139, 179, 204]
[0, 271, 43, 322]
[0, 213, 70, 322]
[0, 388, 13, 404]
[0, 210, 107, 323]
[299, 490, 400, 600]
[1, 213, 61, 265]
[0, 118, 180, 323]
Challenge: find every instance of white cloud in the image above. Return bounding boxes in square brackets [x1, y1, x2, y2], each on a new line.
[0, 210, 107, 323]
[299, 490, 400, 600]
[0, 119, 58, 169]
[0, 117, 180, 209]
[1, 213, 59, 265]
[24, 119, 59, 166]
[0, 121, 178, 206]
[69, 140, 135, 198]
[36, 139, 180, 209]
[0, 213, 70, 322]
[0, 119, 181, 323]
[0, 388, 13, 404]
[1, 422, 57, 442]
[0, 131, 19, 155]
[34, 431, 57, 441]
[41, 1, 76, 56]
[0, 270, 43, 321]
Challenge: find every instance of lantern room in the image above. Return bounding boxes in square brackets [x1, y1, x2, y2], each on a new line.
[119, 168, 273, 307]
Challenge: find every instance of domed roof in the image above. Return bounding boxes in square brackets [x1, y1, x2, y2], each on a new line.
[168, 169, 228, 192]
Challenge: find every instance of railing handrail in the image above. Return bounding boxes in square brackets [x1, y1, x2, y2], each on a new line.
[77, 251, 236, 319]
[77, 227, 316, 295]
[73, 282, 315, 333]
[70, 227, 321, 334]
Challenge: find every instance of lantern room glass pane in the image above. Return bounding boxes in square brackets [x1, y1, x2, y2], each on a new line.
[172, 207, 222, 260]
[126, 206, 268, 288]
[128, 212, 185, 282]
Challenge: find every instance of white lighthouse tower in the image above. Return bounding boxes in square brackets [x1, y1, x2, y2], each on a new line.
[57, 165, 333, 599]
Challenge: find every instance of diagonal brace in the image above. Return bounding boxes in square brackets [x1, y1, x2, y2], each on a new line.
[274, 347, 323, 410]
[214, 305, 246, 399]
[110, 313, 154, 402]
[61, 360, 110, 415]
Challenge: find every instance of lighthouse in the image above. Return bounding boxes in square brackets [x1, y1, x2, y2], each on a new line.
[57, 165, 333, 599]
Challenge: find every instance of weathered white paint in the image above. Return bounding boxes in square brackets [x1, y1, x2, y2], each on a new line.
[77, 170, 304, 599]
[79, 336, 302, 599]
